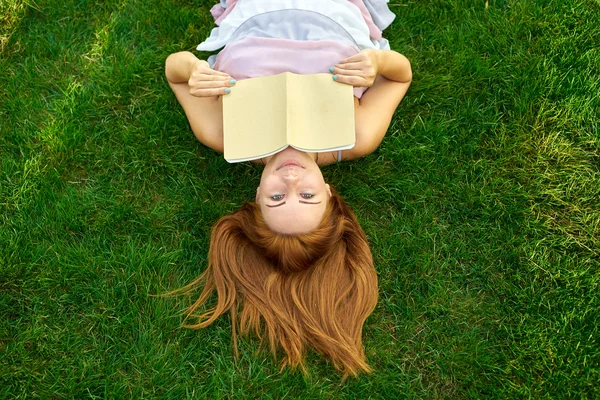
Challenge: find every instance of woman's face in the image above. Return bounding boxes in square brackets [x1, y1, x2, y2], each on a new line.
[257, 148, 331, 234]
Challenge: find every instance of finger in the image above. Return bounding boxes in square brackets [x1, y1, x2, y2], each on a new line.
[207, 69, 231, 77]
[207, 73, 237, 86]
[190, 87, 232, 97]
[194, 68, 231, 80]
[330, 66, 365, 76]
[192, 82, 229, 91]
[338, 53, 365, 64]
[335, 61, 365, 71]
[192, 71, 231, 82]
[191, 75, 236, 87]
[332, 74, 366, 87]
[195, 61, 230, 76]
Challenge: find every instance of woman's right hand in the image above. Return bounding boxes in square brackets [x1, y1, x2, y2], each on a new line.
[330, 49, 412, 88]
[330, 49, 379, 88]
[188, 60, 236, 97]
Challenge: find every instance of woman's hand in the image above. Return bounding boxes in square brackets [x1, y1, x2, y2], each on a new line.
[188, 60, 236, 97]
[330, 49, 379, 88]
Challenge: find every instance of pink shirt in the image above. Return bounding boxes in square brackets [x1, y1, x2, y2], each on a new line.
[214, 36, 368, 98]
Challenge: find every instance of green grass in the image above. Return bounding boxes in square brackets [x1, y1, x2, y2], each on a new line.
[1, 0, 598, 398]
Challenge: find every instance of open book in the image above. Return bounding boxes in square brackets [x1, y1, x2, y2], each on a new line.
[222, 72, 355, 163]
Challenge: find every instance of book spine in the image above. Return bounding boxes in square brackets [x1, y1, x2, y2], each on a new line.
[285, 72, 290, 144]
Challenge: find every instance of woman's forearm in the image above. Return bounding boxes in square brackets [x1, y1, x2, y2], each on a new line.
[165, 51, 201, 84]
[374, 50, 412, 83]
[347, 50, 412, 159]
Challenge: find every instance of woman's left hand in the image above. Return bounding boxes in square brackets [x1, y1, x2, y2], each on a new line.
[330, 49, 379, 88]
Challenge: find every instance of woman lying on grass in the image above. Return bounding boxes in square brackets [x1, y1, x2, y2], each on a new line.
[165, 0, 411, 377]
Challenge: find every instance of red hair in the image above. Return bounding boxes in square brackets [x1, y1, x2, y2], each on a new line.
[175, 189, 378, 377]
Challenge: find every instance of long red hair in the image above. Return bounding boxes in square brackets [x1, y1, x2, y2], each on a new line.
[175, 189, 378, 377]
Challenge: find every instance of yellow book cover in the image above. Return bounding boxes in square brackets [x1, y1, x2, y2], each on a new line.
[222, 72, 355, 163]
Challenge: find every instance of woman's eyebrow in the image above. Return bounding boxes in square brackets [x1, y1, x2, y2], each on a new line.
[266, 200, 320, 207]
[266, 202, 286, 208]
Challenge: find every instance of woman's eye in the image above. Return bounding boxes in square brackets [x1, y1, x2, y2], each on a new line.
[270, 194, 284, 201]
[300, 193, 314, 199]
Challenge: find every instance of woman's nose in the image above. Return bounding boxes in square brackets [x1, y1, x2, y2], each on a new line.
[282, 172, 299, 182]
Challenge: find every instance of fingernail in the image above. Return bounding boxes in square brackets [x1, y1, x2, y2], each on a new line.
[225, 88, 231, 94]
[332, 75, 338, 81]
[229, 79, 236, 85]
[329, 66, 335, 73]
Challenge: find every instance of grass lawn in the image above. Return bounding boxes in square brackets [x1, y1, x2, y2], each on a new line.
[1, 0, 598, 398]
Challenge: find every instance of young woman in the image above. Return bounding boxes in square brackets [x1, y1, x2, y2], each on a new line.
[166, 0, 411, 376]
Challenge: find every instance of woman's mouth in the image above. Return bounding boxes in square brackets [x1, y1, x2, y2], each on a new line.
[277, 160, 304, 170]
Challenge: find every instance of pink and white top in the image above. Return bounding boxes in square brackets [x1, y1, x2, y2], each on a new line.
[201, 0, 396, 98]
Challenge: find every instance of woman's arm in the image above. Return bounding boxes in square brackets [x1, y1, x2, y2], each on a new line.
[330, 49, 412, 161]
[166, 51, 236, 97]
[165, 52, 236, 152]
